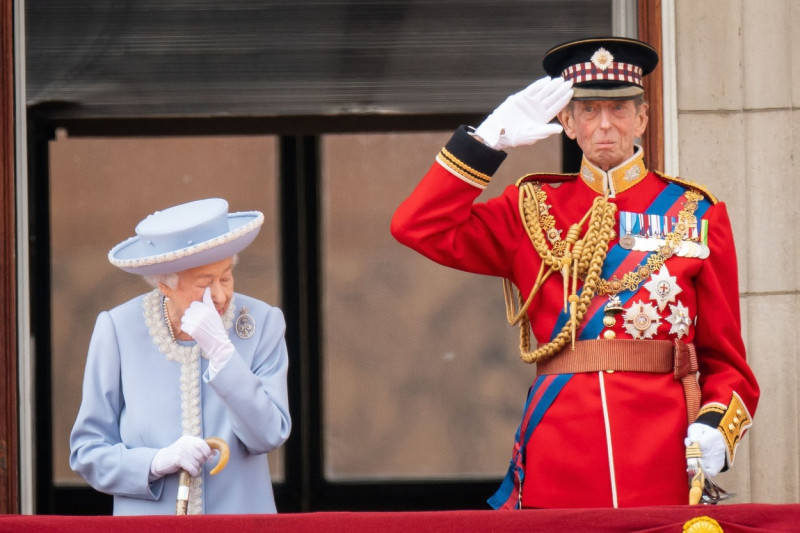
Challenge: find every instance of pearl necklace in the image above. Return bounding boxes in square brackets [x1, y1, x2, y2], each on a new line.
[143, 289, 235, 513]
[162, 295, 177, 342]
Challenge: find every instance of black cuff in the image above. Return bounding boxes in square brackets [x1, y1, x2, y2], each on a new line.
[444, 125, 507, 176]
[695, 411, 723, 429]
[435, 126, 507, 188]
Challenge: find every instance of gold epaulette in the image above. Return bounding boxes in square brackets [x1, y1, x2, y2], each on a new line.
[516, 172, 578, 187]
[654, 171, 718, 204]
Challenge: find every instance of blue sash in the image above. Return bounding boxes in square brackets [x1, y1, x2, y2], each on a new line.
[489, 184, 711, 510]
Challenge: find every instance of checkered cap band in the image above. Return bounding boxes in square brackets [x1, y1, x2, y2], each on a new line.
[562, 62, 644, 87]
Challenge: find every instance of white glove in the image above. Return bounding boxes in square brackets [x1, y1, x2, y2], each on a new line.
[473, 76, 574, 151]
[685, 422, 727, 477]
[181, 287, 235, 371]
[150, 435, 214, 478]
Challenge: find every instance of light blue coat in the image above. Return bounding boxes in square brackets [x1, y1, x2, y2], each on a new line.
[69, 292, 291, 515]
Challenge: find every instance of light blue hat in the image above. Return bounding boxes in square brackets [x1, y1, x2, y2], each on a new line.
[108, 198, 264, 275]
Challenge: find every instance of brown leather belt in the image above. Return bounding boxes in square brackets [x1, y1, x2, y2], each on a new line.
[536, 339, 700, 423]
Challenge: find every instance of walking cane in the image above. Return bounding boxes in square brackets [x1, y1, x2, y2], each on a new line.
[176, 437, 230, 515]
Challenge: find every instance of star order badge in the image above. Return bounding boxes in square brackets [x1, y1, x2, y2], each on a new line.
[623, 301, 661, 339]
[666, 301, 692, 338]
[644, 265, 682, 311]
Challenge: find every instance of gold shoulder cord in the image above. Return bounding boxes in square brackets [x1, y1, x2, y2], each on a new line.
[504, 182, 617, 364]
[505, 183, 704, 364]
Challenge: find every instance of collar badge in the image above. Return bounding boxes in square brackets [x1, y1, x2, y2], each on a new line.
[624, 165, 642, 182]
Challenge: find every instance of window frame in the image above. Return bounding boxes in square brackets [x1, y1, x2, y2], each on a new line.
[2, 5, 665, 514]
[30, 113, 520, 514]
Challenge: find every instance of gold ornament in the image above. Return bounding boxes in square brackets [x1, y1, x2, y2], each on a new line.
[682, 516, 723, 533]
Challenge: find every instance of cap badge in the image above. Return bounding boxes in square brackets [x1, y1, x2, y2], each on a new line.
[590, 47, 614, 71]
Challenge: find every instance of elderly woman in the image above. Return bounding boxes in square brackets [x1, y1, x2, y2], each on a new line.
[69, 198, 291, 515]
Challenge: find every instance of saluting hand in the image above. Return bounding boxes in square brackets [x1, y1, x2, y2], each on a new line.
[473, 76, 573, 151]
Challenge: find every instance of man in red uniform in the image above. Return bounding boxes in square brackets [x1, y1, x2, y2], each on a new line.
[391, 37, 759, 509]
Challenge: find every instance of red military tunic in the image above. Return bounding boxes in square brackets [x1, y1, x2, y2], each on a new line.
[391, 126, 760, 509]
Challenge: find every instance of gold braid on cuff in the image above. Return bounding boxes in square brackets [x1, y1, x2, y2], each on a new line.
[718, 391, 753, 464]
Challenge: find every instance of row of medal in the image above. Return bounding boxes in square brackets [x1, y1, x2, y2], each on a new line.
[618, 211, 710, 259]
[601, 264, 694, 340]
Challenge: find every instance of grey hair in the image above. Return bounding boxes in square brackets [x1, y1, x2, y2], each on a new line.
[563, 95, 646, 113]
[141, 253, 240, 290]
[143, 272, 179, 290]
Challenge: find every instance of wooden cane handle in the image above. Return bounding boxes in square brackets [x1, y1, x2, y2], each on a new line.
[205, 436, 230, 475]
[176, 437, 230, 515]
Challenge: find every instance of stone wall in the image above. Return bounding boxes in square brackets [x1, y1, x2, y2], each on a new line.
[675, 0, 799, 503]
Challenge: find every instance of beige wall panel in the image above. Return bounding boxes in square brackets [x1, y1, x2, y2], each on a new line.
[744, 293, 799, 503]
[675, 2, 799, 504]
[794, 108, 800, 289]
[793, 1, 800, 106]
[713, 296, 753, 503]
[742, 0, 793, 110]
[742, 110, 795, 293]
[675, 0, 743, 111]
[677, 112, 748, 291]
[715, 437, 753, 503]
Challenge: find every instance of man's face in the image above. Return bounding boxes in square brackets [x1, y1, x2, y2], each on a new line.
[558, 99, 648, 171]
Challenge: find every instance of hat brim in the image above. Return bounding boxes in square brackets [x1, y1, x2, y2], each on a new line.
[571, 85, 644, 100]
[543, 37, 659, 78]
[108, 211, 264, 275]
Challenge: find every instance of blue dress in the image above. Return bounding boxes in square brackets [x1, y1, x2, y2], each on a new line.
[70, 290, 291, 515]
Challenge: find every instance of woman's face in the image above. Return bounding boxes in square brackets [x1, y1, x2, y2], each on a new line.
[161, 256, 235, 322]
[558, 99, 648, 171]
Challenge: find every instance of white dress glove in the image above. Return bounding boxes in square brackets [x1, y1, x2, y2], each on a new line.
[685, 422, 727, 477]
[150, 435, 214, 478]
[473, 76, 574, 151]
[180, 287, 235, 372]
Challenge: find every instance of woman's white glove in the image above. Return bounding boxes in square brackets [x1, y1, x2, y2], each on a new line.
[685, 422, 727, 477]
[150, 435, 214, 478]
[181, 287, 235, 372]
[473, 76, 574, 151]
